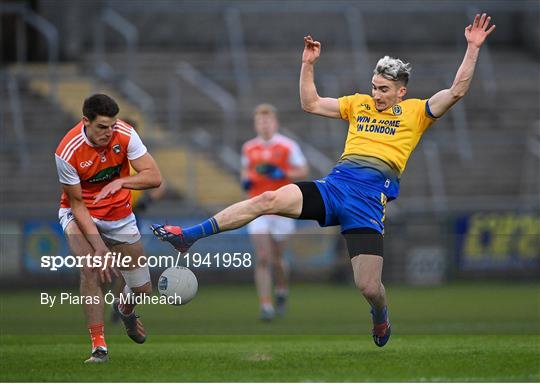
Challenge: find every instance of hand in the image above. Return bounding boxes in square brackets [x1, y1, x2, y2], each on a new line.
[256, 164, 286, 180]
[93, 247, 119, 284]
[465, 13, 495, 48]
[241, 179, 253, 191]
[93, 179, 124, 204]
[302, 35, 321, 65]
[134, 193, 153, 214]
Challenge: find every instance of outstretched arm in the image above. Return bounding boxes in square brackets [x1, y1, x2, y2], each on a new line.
[299, 35, 341, 118]
[428, 13, 496, 118]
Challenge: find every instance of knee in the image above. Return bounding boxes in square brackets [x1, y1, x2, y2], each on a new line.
[131, 281, 152, 295]
[256, 254, 272, 269]
[121, 266, 151, 292]
[355, 277, 382, 300]
[272, 255, 284, 268]
[252, 191, 278, 215]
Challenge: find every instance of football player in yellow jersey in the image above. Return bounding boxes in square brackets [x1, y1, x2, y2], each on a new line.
[152, 14, 495, 347]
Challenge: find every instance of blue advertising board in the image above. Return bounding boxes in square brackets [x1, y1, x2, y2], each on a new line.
[455, 213, 539, 271]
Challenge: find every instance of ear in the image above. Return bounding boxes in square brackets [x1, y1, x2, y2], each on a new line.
[82, 116, 90, 126]
[398, 86, 407, 98]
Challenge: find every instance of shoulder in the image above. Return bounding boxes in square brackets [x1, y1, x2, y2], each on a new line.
[401, 98, 427, 109]
[273, 133, 300, 149]
[342, 93, 368, 100]
[339, 93, 371, 102]
[338, 94, 373, 115]
[401, 98, 432, 116]
[114, 119, 135, 139]
[55, 122, 85, 161]
[400, 98, 436, 124]
[242, 137, 261, 151]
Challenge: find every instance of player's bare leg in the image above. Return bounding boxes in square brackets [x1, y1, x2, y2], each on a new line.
[251, 233, 275, 321]
[216, 184, 303, 229]
[271, 237, 290, 316]
[152, 184, 303, 251]
[65, 221, 109, 363]
[109, 275, 125, 323]
[111, 240, 151, 344]
[351, 254, 391, 347]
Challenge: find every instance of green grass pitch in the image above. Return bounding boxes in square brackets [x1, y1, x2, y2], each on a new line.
[1, 282, 539, 381]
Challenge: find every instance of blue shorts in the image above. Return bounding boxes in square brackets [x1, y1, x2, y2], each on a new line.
[314, 163, 400, 234]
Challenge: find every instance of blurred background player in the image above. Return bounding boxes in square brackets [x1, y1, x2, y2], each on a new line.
[241, 104, 309, 321]
[55, 94, 162, 363]
[151, 13, 495, 347]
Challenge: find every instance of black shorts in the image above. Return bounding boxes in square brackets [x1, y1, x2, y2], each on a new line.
[295, 181, 384, 258]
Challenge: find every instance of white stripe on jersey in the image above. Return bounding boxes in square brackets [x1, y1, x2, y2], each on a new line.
[114, 121, 133, 134]
[64, 137, 86, 162]
[113, 125, 132, 135]
[114, 128, 131, 137]
[59, 134, 83, 159]
[60, 135, 84, 160]
[115, 120, 132, 129]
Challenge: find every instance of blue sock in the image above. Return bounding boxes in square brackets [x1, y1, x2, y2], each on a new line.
[181, 217, 220, 244]
[371, 305, 388, 325]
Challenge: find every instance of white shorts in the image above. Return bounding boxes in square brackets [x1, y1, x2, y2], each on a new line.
[247, 215, 296, 241]
[58, 208, 141, 245]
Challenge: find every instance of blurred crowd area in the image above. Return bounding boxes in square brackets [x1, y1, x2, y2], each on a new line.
[1, 0, 539, 286]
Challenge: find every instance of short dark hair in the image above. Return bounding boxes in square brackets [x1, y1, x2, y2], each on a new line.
[83, 94, 119, 121]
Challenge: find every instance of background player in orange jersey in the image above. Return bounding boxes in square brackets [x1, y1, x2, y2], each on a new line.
[241, 104, 309, 320]
[54, 94, 162, 363]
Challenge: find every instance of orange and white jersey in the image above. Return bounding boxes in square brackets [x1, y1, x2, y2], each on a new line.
[242, 133, 306, 198]
[55, 119, 147, 221]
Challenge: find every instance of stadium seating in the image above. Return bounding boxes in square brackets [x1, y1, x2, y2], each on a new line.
[2, 3, 538, 219]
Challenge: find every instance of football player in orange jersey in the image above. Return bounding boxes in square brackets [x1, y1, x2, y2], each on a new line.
[241, 104, 309, 320]
[152, 14, 495, 347]
[55, 94, 162, 363]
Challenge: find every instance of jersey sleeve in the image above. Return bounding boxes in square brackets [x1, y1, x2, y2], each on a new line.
[241, 143, 249, 168]
[418, 99, 437, 132]
[338, 94, 355, 121]
[288, 141, 307, 167]
[55, 154, 80, 185]
[127, 129, 148, 160]
[338, 93, 370, 121]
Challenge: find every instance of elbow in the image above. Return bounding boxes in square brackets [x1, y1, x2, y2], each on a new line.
[301, 99, 317, 113]
[450, 86, 467, 100]
[69, 195, 84, 207]
[154, 176, 163, 189]
[300, 101, 311, 112]
[152, 170, 163, 189]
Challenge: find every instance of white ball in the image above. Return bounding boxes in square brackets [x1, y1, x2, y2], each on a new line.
[158, 266, 198, 305]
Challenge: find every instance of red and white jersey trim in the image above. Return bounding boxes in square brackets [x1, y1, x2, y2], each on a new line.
[59, 134, 84, 162]
[113, 120, 133, 137]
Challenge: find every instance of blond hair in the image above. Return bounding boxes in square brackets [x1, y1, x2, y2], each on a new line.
[253, 103, 278, 117]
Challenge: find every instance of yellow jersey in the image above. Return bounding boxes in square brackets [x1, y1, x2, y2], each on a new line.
[338, 94, 436, 175]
